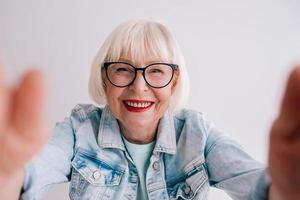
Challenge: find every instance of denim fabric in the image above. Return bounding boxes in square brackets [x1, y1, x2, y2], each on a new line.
[21, 104, 269, 200]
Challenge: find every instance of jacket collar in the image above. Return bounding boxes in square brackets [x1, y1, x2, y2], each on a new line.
[97, 105, 176, 155]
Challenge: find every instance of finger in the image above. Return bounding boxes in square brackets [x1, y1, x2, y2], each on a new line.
[271, 66, 300, 145]
[0, 60, 9, 133]
[277, 65, 300, 133]
[280, 66, 300, 118]
[10, 69, 48, 144]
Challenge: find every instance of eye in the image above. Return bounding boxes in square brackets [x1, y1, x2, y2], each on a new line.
[116, 67, 130, 72]
[111, 64, 134, 74]
[149, 68, 164, 74]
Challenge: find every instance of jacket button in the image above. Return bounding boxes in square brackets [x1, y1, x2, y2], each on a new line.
[183, 184, 191, 195]
[93, 170, 101, 180]
[152, 161, 160, 171]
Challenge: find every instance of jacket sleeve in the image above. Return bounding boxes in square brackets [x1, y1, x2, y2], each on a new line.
[204, 120, 270, 200]
[20, 117, 75, 200]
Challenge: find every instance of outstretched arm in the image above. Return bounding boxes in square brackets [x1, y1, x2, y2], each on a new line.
[0, 61, 49, 199]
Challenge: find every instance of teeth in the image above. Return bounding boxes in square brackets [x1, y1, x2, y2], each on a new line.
[125, 101, 152, 108]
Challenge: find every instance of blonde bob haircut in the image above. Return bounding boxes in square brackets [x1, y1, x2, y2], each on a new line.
[88, 19, 190, 113]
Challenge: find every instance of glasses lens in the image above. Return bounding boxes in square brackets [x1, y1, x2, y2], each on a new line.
[107, 63, 135, 87]
[145, 64, 174, 88]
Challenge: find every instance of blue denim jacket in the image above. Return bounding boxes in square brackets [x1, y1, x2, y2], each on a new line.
[21, 104, 269, 200]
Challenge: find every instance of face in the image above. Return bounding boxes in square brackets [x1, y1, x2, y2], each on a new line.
[103, 55, 178, 140]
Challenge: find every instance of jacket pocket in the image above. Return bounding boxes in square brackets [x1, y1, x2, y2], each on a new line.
[167, 159, 209, 200]
[69, 148, 125, 200]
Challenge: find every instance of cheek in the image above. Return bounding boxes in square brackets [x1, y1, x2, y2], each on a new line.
[105, 86, 123, 107]
[155, 88, 173, 108]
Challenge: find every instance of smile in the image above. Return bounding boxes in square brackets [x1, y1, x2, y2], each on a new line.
[123, 100, 154, 112]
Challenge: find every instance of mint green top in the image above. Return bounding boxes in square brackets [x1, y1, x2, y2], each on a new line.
[122, 137, 156, 200]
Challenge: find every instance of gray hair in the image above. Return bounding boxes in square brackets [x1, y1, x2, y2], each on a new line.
[88, 19, 190, 112]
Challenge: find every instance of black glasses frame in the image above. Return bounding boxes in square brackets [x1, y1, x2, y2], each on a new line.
[102, 61, 179, 88]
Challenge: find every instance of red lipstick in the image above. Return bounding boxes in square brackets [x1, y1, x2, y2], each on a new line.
[123, 99, 154, 112]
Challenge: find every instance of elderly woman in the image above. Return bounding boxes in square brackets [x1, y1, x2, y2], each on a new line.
[0, 20, 300, 200]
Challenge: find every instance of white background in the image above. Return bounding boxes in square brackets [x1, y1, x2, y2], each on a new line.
[0, 0, 300, 199]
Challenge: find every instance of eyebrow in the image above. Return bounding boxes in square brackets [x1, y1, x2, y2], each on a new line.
[118, 58, 165, 65]
[117, 58, 132, 63]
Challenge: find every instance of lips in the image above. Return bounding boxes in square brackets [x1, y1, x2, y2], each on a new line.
[123, 100, 154, 112]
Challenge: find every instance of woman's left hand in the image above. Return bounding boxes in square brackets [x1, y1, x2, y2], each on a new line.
[269, 66, 300, 200]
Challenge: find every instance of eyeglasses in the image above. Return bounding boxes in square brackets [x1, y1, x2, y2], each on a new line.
[102, 62, 178, 88]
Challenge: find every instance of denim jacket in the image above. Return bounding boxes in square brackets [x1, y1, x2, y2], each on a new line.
[21, 104, 269, 200]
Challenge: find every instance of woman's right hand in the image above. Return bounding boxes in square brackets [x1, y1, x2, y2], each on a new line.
[0, 62, 49, 184]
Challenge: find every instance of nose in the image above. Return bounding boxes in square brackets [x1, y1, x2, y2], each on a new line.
[128, 71, 149, 92]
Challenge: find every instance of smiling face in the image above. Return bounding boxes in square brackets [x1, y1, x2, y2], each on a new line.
[103, 55, 178, 143]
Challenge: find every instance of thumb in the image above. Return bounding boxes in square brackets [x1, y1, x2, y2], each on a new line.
[11, 69, 48, 145]
[272, 65, 300, 141]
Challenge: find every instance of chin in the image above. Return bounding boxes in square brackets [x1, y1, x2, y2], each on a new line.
[126, 118, 155, 128]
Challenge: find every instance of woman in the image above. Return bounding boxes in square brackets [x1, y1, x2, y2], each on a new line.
[0, 19, 300, 200]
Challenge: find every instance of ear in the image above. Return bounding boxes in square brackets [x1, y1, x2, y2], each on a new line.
[171, 70, 180, 95]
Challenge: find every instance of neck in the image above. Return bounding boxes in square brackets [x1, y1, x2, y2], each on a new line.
[118, 121, 158, 144]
